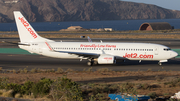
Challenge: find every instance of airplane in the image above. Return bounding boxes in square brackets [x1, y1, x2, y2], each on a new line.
[13, 11, 178, 66]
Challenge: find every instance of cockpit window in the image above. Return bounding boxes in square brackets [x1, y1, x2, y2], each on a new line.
[164, 48, 171, 51]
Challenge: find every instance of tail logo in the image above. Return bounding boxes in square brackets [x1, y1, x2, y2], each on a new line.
[18, 17, 37, 39]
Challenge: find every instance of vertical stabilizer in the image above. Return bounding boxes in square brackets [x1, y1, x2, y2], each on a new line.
[14, 11, 53, 43]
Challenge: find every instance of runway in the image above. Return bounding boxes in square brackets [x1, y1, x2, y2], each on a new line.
[0, 54, 180, 71]
[0, 37, 180, 71]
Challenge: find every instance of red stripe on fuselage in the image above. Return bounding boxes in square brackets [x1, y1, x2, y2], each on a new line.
[45, 42, 52, 51]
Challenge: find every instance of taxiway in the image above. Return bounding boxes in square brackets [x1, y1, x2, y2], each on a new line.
[0, 37, 180, 71]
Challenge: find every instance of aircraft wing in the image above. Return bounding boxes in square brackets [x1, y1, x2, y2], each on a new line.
[87, 36, 92, 42]
[53, 50, 127, 59]
[54, 50, 100, 58]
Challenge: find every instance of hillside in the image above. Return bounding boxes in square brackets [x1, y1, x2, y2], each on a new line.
[0, 0, 180, 23]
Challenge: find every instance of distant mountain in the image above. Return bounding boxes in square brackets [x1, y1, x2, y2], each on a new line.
[0, 0, 180, 23]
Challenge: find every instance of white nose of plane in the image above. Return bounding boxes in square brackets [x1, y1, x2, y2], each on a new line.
[171, 51, 178, 58]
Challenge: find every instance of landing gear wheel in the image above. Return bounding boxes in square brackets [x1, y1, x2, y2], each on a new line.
[87, 61, 93, 66]
[158, 62, 162, 66]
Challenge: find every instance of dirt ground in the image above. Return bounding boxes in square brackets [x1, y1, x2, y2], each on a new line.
[0, 69, 180, 98]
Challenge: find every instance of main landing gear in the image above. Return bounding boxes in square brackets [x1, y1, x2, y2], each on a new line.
[87, 61, 93, 66]
[87, 59, 98, 66]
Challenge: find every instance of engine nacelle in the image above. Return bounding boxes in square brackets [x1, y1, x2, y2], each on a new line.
[97, 55, 115, 64]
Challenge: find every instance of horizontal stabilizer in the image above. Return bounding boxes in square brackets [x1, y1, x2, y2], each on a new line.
[2, 41, 30, 46]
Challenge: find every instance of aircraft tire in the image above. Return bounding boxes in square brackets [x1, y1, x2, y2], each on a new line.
[87, 61, 93, 66]
[158, 62, 162, 66]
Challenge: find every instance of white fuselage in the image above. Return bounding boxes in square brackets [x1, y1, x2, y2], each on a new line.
[14, 11, 178, 65]
[19, 42, 178, 61]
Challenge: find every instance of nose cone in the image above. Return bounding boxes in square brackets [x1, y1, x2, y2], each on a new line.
[172, 51, 178, 58]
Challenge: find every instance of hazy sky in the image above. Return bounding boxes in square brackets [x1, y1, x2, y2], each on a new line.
[121, 0, 180, 11]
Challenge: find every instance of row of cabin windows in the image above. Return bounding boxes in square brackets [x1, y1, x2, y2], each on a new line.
[52, 47, 154, 51]
[115, 48, 153, 51]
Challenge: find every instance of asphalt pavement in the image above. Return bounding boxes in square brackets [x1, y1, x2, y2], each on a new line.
[0, 37, 180, 71]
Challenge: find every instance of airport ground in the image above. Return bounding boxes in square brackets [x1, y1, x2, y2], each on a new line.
[0, 32, 180, 100]
[0, 35, 180, 71]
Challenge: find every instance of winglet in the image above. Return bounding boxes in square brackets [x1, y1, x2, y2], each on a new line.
[87, 36, 92, 42]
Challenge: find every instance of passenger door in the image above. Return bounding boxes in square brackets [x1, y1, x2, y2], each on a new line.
[154, 47, 158, 55]
[39, 45, 43, 54]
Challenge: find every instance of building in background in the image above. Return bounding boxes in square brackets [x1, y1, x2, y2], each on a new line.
[139, 22, 173, 31]
[4, 0, 19, 3]
[104, 28, 113, 31]
[60, 26, 113, 32]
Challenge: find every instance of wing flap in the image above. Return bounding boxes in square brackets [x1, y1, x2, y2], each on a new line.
[55, 50, 100, 58]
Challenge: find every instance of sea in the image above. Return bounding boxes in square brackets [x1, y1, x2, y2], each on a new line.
[0, 19, 180, 31]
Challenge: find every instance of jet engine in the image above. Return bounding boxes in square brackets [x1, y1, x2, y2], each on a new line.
[97, 55, 115, 64]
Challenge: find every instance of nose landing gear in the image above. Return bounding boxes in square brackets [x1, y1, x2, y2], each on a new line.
[158, 60, 168, 66]
[158, 62, 162, 66]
